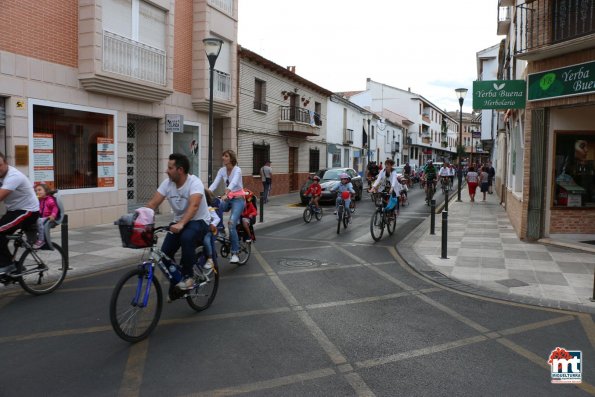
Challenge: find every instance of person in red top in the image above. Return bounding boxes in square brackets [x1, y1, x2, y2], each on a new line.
[240, 190, 258, 243]
[304, 175, 322, 212]
[33, 183, 59, 249]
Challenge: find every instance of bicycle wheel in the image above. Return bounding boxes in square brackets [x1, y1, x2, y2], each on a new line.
[17, 243, 67, 295]
[370, 210, 384, 242]
[110, 267, 162, 343]
[186, 260, 219, 312]
[343, 211, 349, 229]
[303, 207, 312, 223]
[237, 240, 251, 265]
[387, 211, 397, 235]
[314, 207, 323, 221]
[336, 205, 343, 234]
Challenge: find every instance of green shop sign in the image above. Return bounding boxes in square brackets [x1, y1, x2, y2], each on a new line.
[528, 61, 595, 101]
[472, 80, 526, 109]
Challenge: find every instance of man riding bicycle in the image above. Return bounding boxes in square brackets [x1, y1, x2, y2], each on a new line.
[438, 162, 452, 191]
[370, 159, 401, 214]
[403, 162, 412, 186]
[423, 160, 438, 201]
[146, 153, 211, 291]
[0, 153, 40, 275]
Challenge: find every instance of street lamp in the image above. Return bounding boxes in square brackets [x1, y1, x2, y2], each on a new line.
[454, 88, 468, 202]
[203, 37, 223, 186]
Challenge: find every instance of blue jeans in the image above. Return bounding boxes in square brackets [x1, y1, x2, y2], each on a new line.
[335, 197, 351, 216]
[220, 197, 245, 254]
[262, 178, 271, 203]
[161, 220, 209, 278]
[202, 231, 213, 258]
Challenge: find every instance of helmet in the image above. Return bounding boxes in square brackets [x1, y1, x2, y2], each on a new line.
[313, 175, 320, 181]
[339, 173, 350, 180]
[427, 160, 433, 164]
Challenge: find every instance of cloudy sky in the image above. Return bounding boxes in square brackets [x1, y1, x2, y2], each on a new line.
[238, 0, 501, 113]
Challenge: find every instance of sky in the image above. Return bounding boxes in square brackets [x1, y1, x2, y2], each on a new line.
[238, 0, 501, 113]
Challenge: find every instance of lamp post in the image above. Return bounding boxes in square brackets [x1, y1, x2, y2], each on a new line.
[203, 37, 223, 186]
[454, 88, 468, 202]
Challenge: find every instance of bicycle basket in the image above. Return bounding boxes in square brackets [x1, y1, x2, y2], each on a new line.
[116, 214, 154, 249]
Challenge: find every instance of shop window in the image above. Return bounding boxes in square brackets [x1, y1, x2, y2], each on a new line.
[309, 148, 320, 172]
[553, 131, 595, 208]
[33, 104, 115, 190]
[252, 143, 269, 176]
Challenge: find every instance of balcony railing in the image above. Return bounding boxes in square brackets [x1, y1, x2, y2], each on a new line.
[343, 128, 353, 145]
[102, 30, 166, 86]
[253, 101, 268, 112]
[208, 0, 233, 15]
[516, 0, 595, 55]
[214, 70, 232, 101]
[280, 106, 322, 127]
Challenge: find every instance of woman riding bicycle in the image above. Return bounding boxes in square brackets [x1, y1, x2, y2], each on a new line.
[370, 159, 401, 213]
[331, 173, 355, 216]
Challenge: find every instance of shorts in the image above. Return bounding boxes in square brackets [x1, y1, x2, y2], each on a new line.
[242, 217, 255, 226]
[480, 182, 489, 193]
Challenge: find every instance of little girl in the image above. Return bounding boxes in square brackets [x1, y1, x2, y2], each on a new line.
[202, 189, 220, 275]
[33, 184, 58, 249]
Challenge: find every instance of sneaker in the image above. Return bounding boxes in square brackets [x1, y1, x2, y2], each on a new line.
[0, 263, 16, 275]
[333, 211, 337, 215]
[230, 254, 240, 264]
[245, 239, 252, 243]
[32, 240, 45, 250]
[176, 277, 195, 290]
[202, 259, 214, 276]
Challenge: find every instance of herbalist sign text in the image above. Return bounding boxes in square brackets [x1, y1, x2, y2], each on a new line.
[473, 80, 526, 109]
[528, 61, 595, 101]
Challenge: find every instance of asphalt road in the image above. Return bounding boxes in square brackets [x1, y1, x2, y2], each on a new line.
[1, 185, 594, 396]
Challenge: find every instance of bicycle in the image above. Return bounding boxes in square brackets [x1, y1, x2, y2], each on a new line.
[0, 227, 67, 295]
[216, 223, 252, 265]
[303, 197, 323, 223]
[335, 192, 353, 234]
[110, 226, 219, 343]
[425, 179, 436, 205]
[440, 178, 450, 194]
[369, 192, 397, 242]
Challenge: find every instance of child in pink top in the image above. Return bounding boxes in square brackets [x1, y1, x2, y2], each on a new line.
[33, 184, 59, 249]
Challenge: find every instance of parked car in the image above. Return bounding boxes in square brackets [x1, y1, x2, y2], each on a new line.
[300, 168, 364, 204]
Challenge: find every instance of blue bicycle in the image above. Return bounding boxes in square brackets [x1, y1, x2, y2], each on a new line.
[109, 226, 218, 343]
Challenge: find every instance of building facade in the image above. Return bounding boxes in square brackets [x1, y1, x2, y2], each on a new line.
[237, 47, 331, 195]
[498, 0, 595, 238]
[0, 0, 238, 227]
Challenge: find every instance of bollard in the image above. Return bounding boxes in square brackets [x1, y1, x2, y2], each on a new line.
[259, 192, 264, 223]
[430, 199, 436, 235]
[61, 214, 71, 270]
[444, 189, 449, 212]
[441, 211, 448, 259]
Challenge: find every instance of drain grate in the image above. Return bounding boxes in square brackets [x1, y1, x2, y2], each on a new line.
[279, 258, 320, 268]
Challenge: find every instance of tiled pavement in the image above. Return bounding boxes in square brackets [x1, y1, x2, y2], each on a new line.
[398, 191, 595, 313]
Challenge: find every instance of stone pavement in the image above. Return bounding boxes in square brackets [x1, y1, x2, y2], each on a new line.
[397, 191, 595, 314]
[12, 190, 595, 314]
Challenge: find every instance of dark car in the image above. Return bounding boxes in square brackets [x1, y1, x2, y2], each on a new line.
[300, 168, 364, 204]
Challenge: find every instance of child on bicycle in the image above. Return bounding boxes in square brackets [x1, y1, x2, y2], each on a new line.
[33, 183, 59, 249]
[240, 189, 257, 243]
[304, 175, 322, 212]
[201, 189, 220, 275]
[331, 173, 355, 216]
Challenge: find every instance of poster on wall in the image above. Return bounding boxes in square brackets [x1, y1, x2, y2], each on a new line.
[33, 132, 55, 190]
[97, 137, 115, 188]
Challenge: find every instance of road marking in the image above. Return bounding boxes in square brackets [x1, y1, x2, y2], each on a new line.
[0, 325, 112, 343]
[305, 291, 410, 310]
[343, 372, 377, 397]
[118, 339, 149, 397]
[578, 313, 595, 350]
[277, 263, 364, 275]
[183, 367, 337, 397]
[497, 315, 575, 336]
[415, 293, 490, 333]
[355, 335, 488, 369]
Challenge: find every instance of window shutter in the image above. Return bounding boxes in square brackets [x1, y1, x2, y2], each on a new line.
[139, 0, 166, 50]
[103, 0, 133, 38]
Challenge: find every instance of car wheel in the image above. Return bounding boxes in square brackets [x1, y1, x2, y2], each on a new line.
[357, 187, 363, 201]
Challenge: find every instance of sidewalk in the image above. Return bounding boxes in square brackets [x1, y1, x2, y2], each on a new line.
[397, 191, 595, 314]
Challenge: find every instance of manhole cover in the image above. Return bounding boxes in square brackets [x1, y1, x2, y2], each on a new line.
[279, 258, 320, 268]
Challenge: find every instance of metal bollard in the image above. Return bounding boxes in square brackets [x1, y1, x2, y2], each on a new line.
[61, 214, 71, 270]
[259, 192, 264, 223]
[444, 189, 449, 212]
[430, 199, 436, 235]
[441, 211, 448, 259]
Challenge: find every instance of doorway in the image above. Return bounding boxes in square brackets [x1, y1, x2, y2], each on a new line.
[173, 123, 200, 176]
[289, 147, 298, 191]
[127, 115, 159, 210]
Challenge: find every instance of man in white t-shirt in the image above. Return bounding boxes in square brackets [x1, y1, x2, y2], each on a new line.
[0, 153, 40, 275]
[438, 162, 452, 190]
[146, 153, 211, 290]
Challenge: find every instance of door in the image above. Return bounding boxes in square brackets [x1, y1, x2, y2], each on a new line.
[289, 147, 298, 191]
[127, 115, 159, 211]
[173, 123, 200, 176]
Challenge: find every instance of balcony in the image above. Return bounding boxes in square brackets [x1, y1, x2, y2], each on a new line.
[391, 141, 400, 153]
[278, 106, 321, 136]
[79, 30, 172, 102]
[516, 0, 595, 60]
[192, 69, 235, 115]
[421, 114, 431, 125]
[498, 6, 511, 35]
[343, 128, 354, 145]
[214, 70, 232, 101]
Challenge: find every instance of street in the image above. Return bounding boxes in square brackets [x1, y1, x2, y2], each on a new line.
[1, 186, 594, 396]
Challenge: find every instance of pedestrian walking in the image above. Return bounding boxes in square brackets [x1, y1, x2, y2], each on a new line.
[259, 160, 272, 203]
[479, 166, 489, 201]
[466, 166, 479, 202]
[487, 162, 495, 194]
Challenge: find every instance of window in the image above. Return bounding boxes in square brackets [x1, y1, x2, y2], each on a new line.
[252, 143, 269, 176]
[371, 125, 375, 140]
[33, 104, 115, 190]
[553, 131, 595, 208]
[254, 79, 268, 112]
[103, 0, 166, 49]
[314, 102, 322, 126]
[309, 148, 320, 172]
[343, 148, 350, 168]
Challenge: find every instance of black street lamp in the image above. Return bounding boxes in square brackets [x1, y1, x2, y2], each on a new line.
[455, 88, 468, 202]
[203, 37, 223, 186]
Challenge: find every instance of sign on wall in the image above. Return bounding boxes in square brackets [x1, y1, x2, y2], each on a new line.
[165, 114, 184, 133]
[528, 61, 595, 101]
[33, 132, 55, 190]
[97, 137, 115, 188]
[473, 80, 526, 109]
